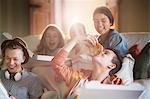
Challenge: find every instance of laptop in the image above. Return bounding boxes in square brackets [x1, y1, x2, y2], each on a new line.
[78, 81, 144, 99]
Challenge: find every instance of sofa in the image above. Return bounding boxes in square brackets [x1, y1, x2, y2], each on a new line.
[23, 32, 150, 99]
[22, 32, 150, 99]
[0, 32, 150, 99]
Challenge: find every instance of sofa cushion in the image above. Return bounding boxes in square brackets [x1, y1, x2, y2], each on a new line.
[116, 54, 135, 85]
[128, 44, 141, 58]
[122, 32, 150, 49]
[22, 35, 41, 51]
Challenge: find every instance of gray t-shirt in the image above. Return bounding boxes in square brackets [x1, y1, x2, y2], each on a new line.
[0, 70, 43, 99]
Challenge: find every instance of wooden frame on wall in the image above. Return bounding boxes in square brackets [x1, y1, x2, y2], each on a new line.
[29, 0, 55, 35]
[106, 0, 120, 30]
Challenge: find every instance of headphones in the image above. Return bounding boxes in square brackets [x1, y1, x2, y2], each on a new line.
[4, 70, 23, 81]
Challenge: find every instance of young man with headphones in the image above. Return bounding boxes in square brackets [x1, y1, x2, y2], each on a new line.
[0, 38, 43, 99]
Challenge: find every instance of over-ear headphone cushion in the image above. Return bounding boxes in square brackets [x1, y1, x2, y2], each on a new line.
[4, 71, 22, 81]
[5, 71, 10, 79]
[14, 72, 22, 81]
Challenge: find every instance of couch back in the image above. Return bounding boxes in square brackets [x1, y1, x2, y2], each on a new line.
[122, 32, 150, 49]
[22, 32, 150, 51]
[1, 32, 149, 52]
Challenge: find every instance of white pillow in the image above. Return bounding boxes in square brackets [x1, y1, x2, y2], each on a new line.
[116, 54, 135, 85]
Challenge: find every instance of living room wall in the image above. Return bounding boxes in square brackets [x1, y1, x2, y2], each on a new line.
[119, 0, 149, 32]
[149, 0, 150, 31]
[0, 0, 2, 32]
[0, 0, 149, 37]
[0, 0, 29, 37]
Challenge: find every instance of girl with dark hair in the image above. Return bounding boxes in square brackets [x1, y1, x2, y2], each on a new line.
[93, 6, 128, 57]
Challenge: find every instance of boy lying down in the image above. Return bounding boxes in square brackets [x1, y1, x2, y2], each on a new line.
[50, 36, 123, 99]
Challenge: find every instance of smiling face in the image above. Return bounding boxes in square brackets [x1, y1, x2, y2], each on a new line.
[4, 48, 25, 73]
[70, 24, 86, 39]
[93, 13, 111, 35]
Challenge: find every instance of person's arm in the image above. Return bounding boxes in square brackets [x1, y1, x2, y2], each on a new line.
[51, 37, 78, 65]
[109, 33, 128, 57]
[64, 37, 78, 52]
[51, 37, 82, 85]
